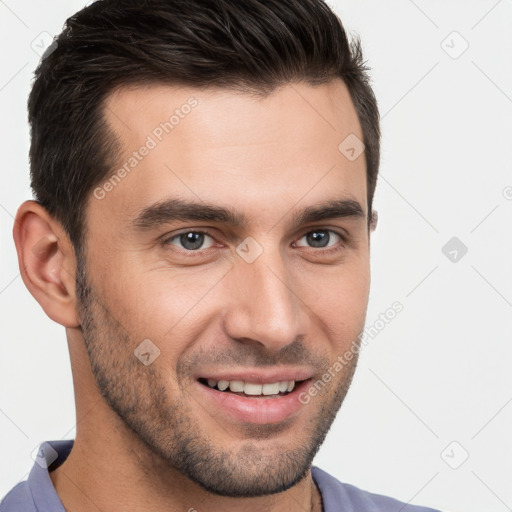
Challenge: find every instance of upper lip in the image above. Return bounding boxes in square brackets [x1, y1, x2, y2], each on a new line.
[196, 367, 315, 384]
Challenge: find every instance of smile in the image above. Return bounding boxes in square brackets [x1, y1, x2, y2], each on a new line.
[195, 376, 313, 424]
[198, 377, 299, 397]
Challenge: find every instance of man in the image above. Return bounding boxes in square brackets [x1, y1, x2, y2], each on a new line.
[1, 0, 442, 511]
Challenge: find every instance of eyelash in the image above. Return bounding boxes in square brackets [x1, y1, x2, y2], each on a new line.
[162, 229, 347, 257]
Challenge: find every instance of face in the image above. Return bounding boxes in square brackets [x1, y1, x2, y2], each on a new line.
[77, 79, 371, 497]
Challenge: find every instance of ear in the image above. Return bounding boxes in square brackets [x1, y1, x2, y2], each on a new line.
[12, 200, 80, 327]
[369, 209, 378, 232]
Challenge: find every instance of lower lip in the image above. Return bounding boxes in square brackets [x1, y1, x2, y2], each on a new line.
[195, 379, 312, 425]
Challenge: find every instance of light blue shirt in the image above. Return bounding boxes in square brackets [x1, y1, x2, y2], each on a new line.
[0, 440, 442, 511]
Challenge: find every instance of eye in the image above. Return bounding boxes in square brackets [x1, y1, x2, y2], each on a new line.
[294, 229, 344, 251]
[164, 230, 216, 252]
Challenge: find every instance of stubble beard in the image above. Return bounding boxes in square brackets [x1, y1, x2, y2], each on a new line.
[75, 256, 359, 497]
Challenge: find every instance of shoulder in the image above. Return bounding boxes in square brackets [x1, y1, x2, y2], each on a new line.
[0, 481, 36, 512]
[311, 466, 443, 512]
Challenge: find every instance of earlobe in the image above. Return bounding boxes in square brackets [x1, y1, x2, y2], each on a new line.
[12, 200, 80, 328]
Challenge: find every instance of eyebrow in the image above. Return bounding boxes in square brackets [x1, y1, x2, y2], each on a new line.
[131, 197, 365, 231]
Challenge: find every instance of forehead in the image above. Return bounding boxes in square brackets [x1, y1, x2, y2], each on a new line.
[93, 80, 367, 231]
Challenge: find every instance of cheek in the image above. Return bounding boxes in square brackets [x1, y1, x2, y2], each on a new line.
[94, 261, 228, 352]
[305, 263, 370, 348]
[90, 240, 370, 361]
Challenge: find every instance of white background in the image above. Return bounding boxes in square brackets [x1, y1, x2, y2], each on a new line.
[1, 1, 511, 511]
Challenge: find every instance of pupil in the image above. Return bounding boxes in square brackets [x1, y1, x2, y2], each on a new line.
[307, 231, 329, 248]
[180, 232, 204, 250]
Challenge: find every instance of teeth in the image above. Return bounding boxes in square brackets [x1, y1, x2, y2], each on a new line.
[262, 382, 280, 395]
[229, 380, 244, 392]
[217, 380, 229, 391]
[244, 383, 262, 395]
[204, 379, 296, 396]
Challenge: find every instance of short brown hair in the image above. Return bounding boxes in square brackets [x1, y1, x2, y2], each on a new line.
[28, 0, 380, 251]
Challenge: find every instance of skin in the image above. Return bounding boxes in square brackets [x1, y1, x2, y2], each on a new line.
[13, 78, 374, 512]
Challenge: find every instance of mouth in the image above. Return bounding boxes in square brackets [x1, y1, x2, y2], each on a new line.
[194, 375, 314, 424]
[197, 377, 303, 398]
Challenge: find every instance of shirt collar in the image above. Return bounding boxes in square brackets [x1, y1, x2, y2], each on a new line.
[27, 440, 73, 512]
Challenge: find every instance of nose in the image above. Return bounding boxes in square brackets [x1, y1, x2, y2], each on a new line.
[222, 246, 310, 351]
